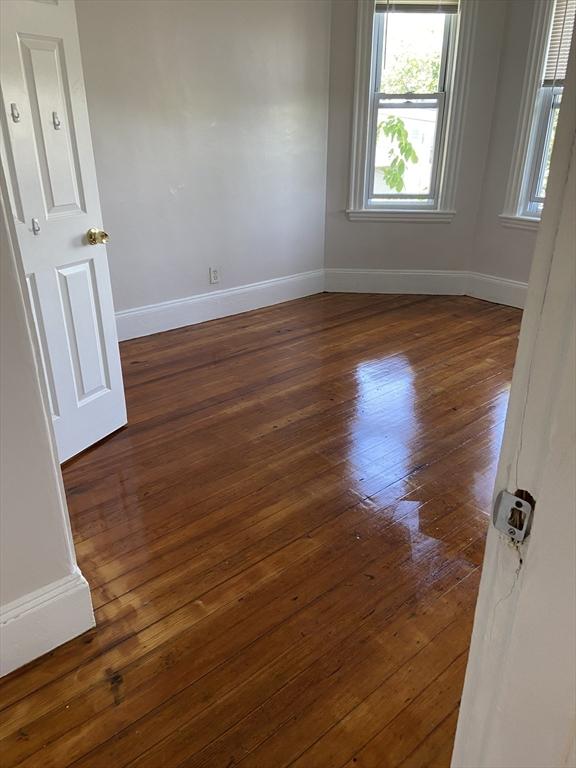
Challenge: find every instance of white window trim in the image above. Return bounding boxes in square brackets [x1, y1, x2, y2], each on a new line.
[500, 0, 555, 230]
[347, 0, 479, 223]
[499, 214, 540, 232]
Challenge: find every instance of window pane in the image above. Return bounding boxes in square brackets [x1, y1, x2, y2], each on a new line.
[378, 12, 447, 94]
[373, 100, 439, 197]
[536, 95, 561, 199]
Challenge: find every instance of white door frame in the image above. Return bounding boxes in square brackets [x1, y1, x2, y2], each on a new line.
[452, 43, 576, 768]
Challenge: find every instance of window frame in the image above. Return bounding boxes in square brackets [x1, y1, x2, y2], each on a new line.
[501, 0, 572, 230]
[365, 12, 455, 208]
[347, 0, 477, 223]
[518, 85, 563, 218]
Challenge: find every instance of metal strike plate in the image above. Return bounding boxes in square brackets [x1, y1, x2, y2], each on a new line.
[493, 490, 533, 543]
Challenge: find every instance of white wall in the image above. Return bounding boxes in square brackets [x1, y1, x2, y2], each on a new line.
[76, 0, 331, 318]
[0, 184, 94, 676]
[324, 0, 538, 292]
[75, 0, 540, 334]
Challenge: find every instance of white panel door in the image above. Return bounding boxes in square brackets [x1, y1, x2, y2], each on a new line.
[1, 0, 126, 462]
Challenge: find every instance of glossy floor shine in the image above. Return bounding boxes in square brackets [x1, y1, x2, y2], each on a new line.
[0, 294, 521, 768]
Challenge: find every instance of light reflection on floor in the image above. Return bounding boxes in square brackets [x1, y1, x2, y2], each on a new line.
[347, 356, 417, 493]
[344, 354, 512, 548]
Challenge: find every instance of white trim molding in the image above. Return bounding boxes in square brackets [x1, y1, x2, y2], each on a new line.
[502, 0, 554, 218]
[115, 270, 325, 341]
[325, 268, 466, 295]
[348, 0, 376, 217]
[466, 272, 528, 308]
[116, 268, 527, 343]
[0, 571, 94, 677]
[346, 208, 456, 223]
[324, 268, 527, 308]
[499, 214, 540, 232]
[438, 0, 479, 213]
[347, 0, 479, 220]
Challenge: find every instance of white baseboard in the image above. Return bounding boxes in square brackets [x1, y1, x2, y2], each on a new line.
[324, 269, 527, 309]
[324, 268, 467, 296]
[0, 571, 95, 677]
[465, 272, 527, 309]
[115, 267, 526, 341]
[116, 269, 325, 341]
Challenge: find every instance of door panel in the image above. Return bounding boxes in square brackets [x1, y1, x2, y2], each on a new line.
[58, 261, 110, 402]
[1, 0, 126, 462]
[26, 273, 60, 418]
[19, 34, 86, 217]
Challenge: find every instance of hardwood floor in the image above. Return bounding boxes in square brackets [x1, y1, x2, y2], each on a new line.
[0, 294, 521, 768]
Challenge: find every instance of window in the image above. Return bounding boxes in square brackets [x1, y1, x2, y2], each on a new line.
[517, 0, 575, 219]
[369, 2, 457, 207]
[348, 0, 466, 220]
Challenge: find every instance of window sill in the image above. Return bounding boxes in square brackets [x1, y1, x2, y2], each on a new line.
[346, 208, 456, 223]
[499, 214, 540, 232]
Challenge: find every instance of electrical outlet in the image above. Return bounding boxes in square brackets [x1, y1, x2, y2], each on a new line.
[209, 266, 220, 285]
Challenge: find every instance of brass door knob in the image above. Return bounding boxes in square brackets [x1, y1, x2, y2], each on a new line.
[87, 227, 109, 245]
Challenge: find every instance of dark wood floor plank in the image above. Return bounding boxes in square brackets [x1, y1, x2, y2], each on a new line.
[240, 624, 472, 768]
[396, 708, 460, 768]
[1, 488, 482, 765]
[63, 298, 513, 516]
[0, 294, 521, 768]
[79, 365, 507, 595]
[334, 655, 468, 768]
[109, 539, 481, 768]
[58, 515, 484, 768]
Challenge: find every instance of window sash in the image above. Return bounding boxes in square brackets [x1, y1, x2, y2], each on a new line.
[368, 94, 445, 202]
[528, 89, 562, 209]
[374, 11, 452, 94]
[367, 11, 453, 207]
[520, 86, 563, 217]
